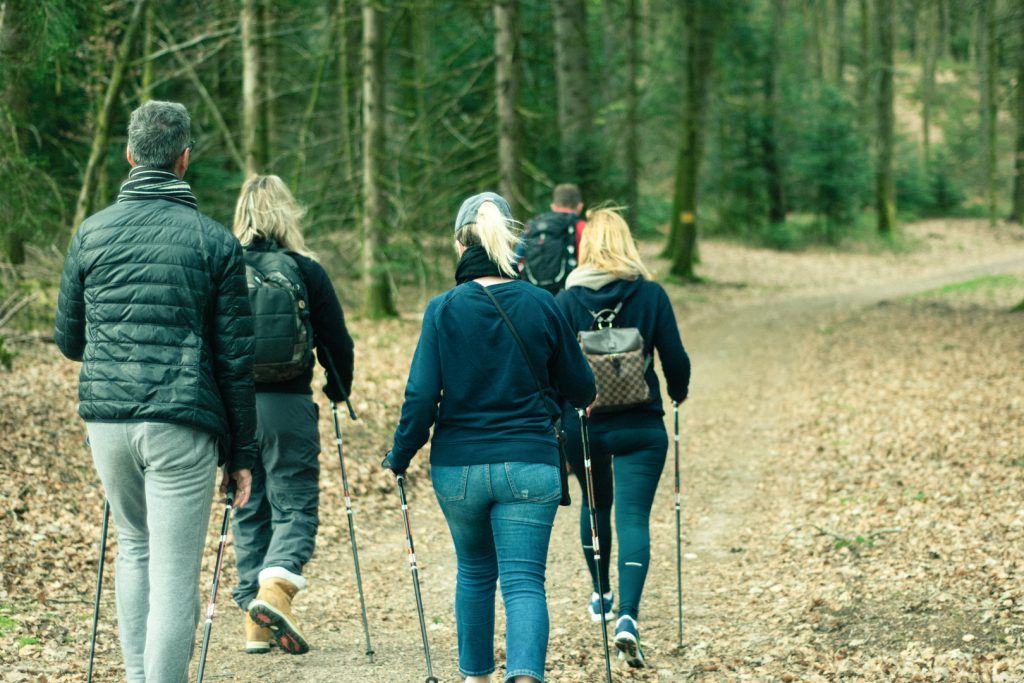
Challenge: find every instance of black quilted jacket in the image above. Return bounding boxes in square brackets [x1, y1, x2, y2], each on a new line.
[55, 198, 258, 472]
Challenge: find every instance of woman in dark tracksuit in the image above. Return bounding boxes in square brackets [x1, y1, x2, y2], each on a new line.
[555, 208, 690, 669]
[383, 192, 596, 683]
[230, 175, 354, 656]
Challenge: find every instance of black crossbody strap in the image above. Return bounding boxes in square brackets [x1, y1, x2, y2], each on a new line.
[479, 284, 571, 506]
[480, 286, 548, 400]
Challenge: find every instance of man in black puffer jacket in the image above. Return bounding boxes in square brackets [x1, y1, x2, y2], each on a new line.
[55, 100, 255, 683]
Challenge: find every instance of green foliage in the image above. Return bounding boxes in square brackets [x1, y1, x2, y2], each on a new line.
[896, 146, 966, 220]
[787, 86, 872, 243]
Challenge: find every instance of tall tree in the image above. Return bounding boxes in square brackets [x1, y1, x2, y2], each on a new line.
[764, 0, 787, 225]
[141, 1, 155, 102]
[494, 0, 523, 215]
[361, 0, 396, 318]
[920, 0, 936, 166]
[624, 0, 640, 229]
[1, 0, 40, 261]
[552, 0, 596, 198]
[857, 0, 871, 110]
[72, 0, 149, 237]
[666, 0, 718, 278]
[978, 0, 997, 226]
[875, 0, 896, 234]
[834, 0, 846, 83]
[241, 0, 260, 177]
[1009, 14, 1024, 223]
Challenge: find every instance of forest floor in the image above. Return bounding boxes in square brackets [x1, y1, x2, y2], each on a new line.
[2, 218, 1024, 682]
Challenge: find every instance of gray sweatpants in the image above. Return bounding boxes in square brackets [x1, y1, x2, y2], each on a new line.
[231, 392, 321, 610]
[86, 421, 218, 683]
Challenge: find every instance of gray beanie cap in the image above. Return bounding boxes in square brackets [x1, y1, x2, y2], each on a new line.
[454, 191, 512, 232]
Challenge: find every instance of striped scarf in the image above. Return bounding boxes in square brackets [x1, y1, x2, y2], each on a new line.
[116, 166, 198, 209]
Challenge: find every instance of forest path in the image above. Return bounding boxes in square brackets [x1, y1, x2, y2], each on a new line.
[194, 235, 1024, 682]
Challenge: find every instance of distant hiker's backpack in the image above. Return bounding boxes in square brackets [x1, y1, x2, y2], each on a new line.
[521, 212, 579, 294]
[578, 301, 652, 413]
[244, 248, 314, 383]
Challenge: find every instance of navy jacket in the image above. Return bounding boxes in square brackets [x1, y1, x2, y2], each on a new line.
[555, 278, 690, 423]
[390, 280, 596, 470]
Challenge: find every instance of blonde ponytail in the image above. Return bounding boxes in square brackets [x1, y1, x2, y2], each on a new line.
[455, 200, 520, 277]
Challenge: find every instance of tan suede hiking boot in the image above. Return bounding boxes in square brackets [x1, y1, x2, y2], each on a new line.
[244, 612, 271, 654]
[248, 571, 309, 655]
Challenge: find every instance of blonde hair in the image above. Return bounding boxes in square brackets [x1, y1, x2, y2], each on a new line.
[233, 175, 316, 259]
[455, 200, 520, 277]
[579, 207, 652, 280]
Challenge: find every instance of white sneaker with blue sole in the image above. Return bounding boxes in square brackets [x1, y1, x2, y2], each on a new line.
[614, 615, 646, 668]
[588, 591, 614, 622]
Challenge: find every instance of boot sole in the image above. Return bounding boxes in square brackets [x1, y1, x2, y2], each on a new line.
[244, 641, 271, 655]
[615, 631, 646, 668]
[248, 601, 310, 655]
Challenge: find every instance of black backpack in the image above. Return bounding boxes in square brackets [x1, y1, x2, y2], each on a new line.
[243, 247, 314, 383]
[521, 211, 579, 294]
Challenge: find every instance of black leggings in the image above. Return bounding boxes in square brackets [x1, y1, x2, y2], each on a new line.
[563, 413, 668, 619]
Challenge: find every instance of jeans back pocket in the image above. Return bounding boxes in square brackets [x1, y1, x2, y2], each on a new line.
[431, 465, 469, 502]
[503, 462, 561, 503]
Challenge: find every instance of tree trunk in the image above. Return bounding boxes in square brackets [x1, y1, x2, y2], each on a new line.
[552, 0, 596, 199]
[920, 0, 936, 166]
[494, 0, 523, 215]
[875, 0, 896, 234]
[1011, 20, 1024, 224]
[260, 0, 276, 167]
[810, 0, 826, 81]
[141, 0, 155, 101]
[293, 3, 338, 191]
[72, 0, 149, 238]
[1, 0, 39, 262]
[666, 0, 716, 278]
[979, 0, 997, 226]
[241, 0, 260, 176]
[624, 0, 640, 230]
[857, 0, 871, 111]
[764, 0, 786, 225]
[834, 0, 846, 84]
[938, 0, 950, 61]
[361, 0, 396, 318]
[338, 0, 357, 187]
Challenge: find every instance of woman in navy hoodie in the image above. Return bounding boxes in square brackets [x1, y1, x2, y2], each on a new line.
[384, 192, 596, 683]
[555, 208, 691, 668]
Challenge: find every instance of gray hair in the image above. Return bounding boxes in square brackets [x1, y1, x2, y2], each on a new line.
[127, 101, 191, 169]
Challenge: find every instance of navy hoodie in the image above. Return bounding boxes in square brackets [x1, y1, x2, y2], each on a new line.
[390, 280, 596, 471]
[555, 278, 690, 425]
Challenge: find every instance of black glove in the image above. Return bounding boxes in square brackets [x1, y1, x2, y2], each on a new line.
[381, 450, 407, 475]
[322, 381, 346, 403]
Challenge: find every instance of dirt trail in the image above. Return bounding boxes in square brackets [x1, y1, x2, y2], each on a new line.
[13, 221, 1019, 682]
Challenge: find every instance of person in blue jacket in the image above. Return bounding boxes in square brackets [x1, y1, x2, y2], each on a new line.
[555, 207, 691, 669]
[384, 192, 596, 683]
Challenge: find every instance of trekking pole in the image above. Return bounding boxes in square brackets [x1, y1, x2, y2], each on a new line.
[673, 401, 683, 649]
[86, 500, 110, 683]
[196, 478, 235, 683]
[328, 394, 374, 662]
[579, 409, 614, 683]
[395, 474, 439, 683]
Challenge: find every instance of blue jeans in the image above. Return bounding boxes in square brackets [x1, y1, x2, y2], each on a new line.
[432, 462, 561, 682]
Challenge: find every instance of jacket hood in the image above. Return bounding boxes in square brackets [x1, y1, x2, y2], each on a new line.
[564, 276, 645, 312]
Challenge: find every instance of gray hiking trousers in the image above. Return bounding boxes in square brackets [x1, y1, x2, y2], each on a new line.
[231, 392, 321, 610]
[86, 421, 218, 683]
